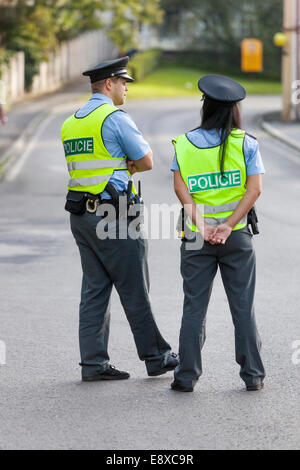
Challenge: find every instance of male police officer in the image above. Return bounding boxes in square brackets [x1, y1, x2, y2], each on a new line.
[61, 57, 178, 381]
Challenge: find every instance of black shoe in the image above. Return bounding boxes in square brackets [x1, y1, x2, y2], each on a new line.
[246, 383, 264, 391]
[82, 365, 130, 382]
[148, 353, 179, 377]
[171, 381, 193, 392]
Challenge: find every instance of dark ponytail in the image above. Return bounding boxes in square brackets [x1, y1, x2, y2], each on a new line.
[200, 96, 242, 175]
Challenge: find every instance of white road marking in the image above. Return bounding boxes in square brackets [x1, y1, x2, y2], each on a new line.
[0, 244, 37, 257]
[5, 113, 55, 182]
[0, 227, 70, 238]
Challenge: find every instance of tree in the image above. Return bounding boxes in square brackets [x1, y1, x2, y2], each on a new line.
[0, 0, 163, 88]
[160, 0, 282, 76]
[0, 1, 60, 86]
[193, 0, 282, 64]
[105, 0, 163, 51]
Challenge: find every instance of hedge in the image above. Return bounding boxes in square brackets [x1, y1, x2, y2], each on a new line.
[127, 49, 162, 82]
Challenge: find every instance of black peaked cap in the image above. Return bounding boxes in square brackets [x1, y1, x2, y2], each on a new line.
[198, 74, 246, 103]
[82, 56, 134, 83]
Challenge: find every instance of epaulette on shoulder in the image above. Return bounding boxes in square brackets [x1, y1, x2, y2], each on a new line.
[245, 132, 257, 140]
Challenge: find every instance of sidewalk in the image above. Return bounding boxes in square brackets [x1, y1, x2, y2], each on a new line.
[0, 77, 89, 179]
[261, 110, 300, 153]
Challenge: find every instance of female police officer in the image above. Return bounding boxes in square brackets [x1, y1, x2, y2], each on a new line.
[171, 75, 265, 392]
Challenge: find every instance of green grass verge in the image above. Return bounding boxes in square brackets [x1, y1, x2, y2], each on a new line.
[126, 64, 281, 100]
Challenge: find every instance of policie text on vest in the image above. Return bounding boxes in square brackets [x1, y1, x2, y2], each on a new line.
[64, 137, 94, 157]
[187, 170, 241, 193]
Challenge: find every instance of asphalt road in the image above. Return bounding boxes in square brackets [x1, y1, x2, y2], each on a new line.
[0, 87, 300, 450]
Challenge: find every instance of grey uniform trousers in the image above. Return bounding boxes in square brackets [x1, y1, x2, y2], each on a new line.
[174, 227, 265, 389]
[70, 212, 171, 377]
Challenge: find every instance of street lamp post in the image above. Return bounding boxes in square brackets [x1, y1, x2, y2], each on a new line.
[282, 0, 293, 122]
[295, 0, 300, 120]
[278, 0, 300, 122]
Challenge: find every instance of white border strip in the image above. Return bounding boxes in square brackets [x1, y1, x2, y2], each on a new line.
[5, 113, 54, 182]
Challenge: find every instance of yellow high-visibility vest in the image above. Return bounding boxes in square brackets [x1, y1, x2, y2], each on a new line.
[173, 129, 247, 231]
[61, 103, 136, 195]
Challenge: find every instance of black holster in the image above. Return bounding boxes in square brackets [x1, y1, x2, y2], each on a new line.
[247, 206, 259, 235]
[65, 191, 88, 215]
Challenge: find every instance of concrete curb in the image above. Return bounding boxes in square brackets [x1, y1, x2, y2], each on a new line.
[260, 116, 300, 154]
[0, 110, 49, 181]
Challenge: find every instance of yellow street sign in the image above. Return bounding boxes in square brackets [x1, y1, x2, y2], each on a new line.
[241, 39, 263, 73]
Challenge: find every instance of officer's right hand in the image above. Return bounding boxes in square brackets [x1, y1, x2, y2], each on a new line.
[209, 223, 232, 245]
[127, 160, 138, 175]
[203, 224, 218, 245]
[127, 151, 153, 174]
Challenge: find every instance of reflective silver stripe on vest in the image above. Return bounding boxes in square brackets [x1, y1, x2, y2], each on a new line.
[201, 200, 241, 215]
[204, 216, 247, 226]
[68, 175, 111, 188]
[67, 158, 127, 172]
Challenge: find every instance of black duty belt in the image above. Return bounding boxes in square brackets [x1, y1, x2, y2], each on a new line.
[65, 181, 142, 217]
